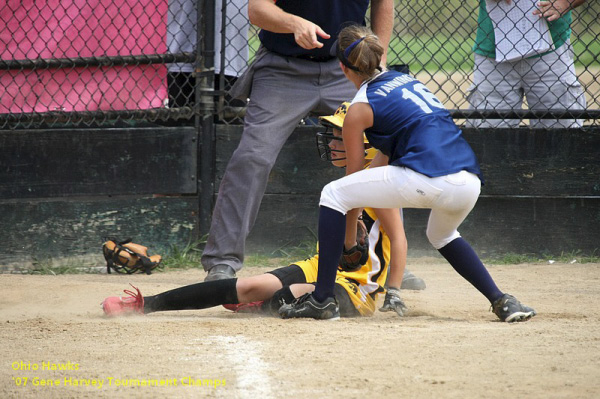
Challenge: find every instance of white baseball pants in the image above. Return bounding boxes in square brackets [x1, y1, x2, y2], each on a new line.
[320, 166, 481, 249]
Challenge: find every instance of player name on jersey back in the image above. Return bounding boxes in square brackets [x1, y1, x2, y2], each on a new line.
[374, 74, 416, 97]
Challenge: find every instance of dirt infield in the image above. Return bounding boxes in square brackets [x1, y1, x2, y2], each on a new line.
[1, 258, 599, 399]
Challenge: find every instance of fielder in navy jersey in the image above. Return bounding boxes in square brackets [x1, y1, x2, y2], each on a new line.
[280, 24, 537, 323]
[354, 72, 483, 180]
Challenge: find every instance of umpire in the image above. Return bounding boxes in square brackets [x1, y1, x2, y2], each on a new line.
[202, 0, 394, 281]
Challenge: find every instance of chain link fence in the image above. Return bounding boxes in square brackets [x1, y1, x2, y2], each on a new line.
[0, 0, 202, 129]
[1, 0, 599, 129]
[390, 0, 599, 127]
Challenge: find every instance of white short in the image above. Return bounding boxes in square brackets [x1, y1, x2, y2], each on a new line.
[466, 41, 587, 128]
[320, 166, 481, 249]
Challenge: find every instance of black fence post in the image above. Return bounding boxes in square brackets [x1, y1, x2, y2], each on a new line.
[197, 0, 216, 237]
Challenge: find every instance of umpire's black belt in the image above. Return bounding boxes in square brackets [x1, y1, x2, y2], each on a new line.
[293, 54, 337, 62]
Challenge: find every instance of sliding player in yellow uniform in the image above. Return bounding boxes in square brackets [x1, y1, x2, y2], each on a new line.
[102, 104, 424, 318]
[102, 212, 397, 318]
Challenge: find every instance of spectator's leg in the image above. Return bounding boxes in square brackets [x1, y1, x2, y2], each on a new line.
[201, 55, 322, 272]
[466, 54, 522, 128]
[525, 41, 586, 128]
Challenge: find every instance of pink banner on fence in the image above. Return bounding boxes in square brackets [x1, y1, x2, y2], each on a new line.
[0, 0, 168, 113]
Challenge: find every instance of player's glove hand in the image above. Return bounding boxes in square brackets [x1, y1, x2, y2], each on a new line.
[339, 243, 369, 272]
[338, 219, 369, 272]
[379, 287, 407, 317]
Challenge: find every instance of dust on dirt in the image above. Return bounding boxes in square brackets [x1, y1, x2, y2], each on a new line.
[1, 258, 599, 398]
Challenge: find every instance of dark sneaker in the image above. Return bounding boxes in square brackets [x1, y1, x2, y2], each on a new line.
[379, 287, 408, 316]
[401, 269, 426, 291]
[492, 294, 537, 322]
[204, 264, 236, 282]
[279, 293, 340, 320]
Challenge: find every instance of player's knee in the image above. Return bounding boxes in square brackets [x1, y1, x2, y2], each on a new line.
[321, 182, 335, 201]
[319, 182, 346, 213]
[235, 278, 256, 299]
[426, 229, 460, 250]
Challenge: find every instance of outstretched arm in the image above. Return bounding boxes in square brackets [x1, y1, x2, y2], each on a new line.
[342, 103, 374, 250]
[374, 208, 407, 290]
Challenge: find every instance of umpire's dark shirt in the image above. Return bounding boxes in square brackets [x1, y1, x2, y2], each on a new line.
[259, 0, 370, 58]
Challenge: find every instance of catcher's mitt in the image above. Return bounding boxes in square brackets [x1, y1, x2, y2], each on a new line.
[102, 238, 162, 275]
[338, 219, 369, 272]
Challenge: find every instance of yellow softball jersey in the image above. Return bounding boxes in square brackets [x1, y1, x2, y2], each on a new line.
[295, 208, 390, 316]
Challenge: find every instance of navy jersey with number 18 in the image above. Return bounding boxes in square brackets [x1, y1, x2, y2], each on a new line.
[351, 71, 483, 181]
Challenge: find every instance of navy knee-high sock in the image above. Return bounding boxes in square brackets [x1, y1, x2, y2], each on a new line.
[312, 206, 346, 303]
[143, 279, 239, 313]
[437, 237, 503, 304]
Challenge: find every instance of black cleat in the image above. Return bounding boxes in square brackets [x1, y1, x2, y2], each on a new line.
[204, 264, 236, 282]
[492, 293, 537, 322]
[279, 293, 340, 320]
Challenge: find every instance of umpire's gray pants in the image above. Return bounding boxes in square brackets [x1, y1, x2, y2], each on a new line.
[201, 51, 356, 272]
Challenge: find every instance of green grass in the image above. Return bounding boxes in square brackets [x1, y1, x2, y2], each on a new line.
[7, 236, 316, 275]
[11, 241, 599, 274]
[388, 35, 476, 73]
[160, 237, 207, 270]
[21, 239, 209, 274]
[160, 233, 316, 271]
[388, 34, 600, 73]
[161, 235, 316, 271]
[572, 32, 600, 67]
[244, 238, 317, 268]
[157, 242, 600, 270]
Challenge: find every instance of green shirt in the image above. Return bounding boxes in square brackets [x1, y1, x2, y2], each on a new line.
[473, 0, 572, 58]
